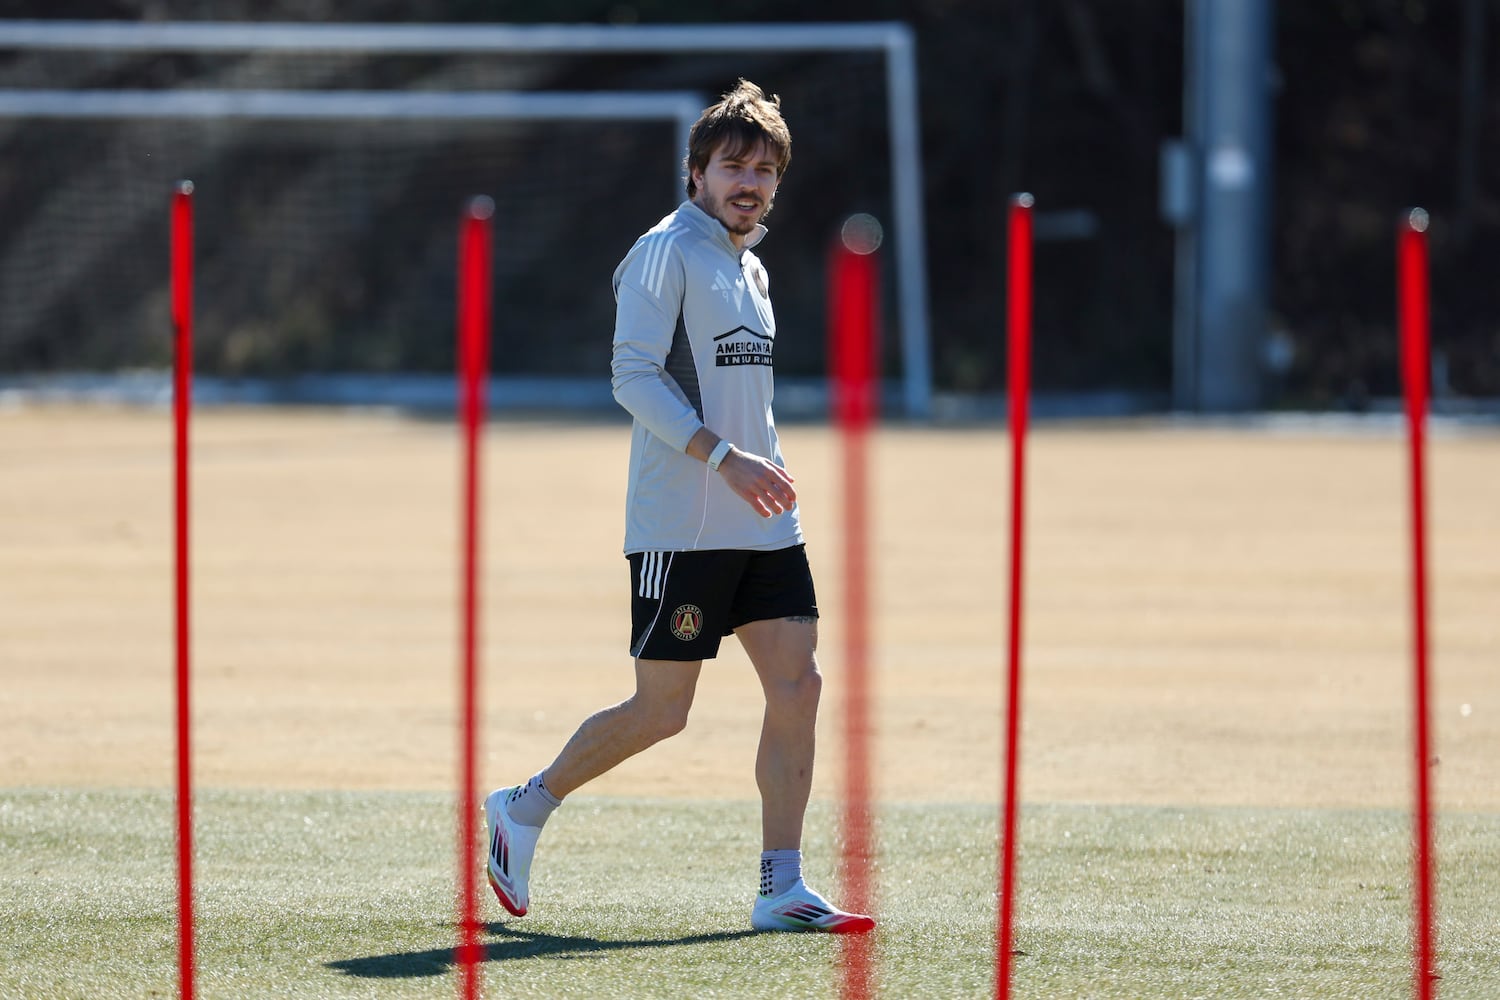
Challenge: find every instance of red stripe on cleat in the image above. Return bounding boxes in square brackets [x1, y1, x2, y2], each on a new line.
[487, 868, 526, 917]
[825, 913, 876, 935]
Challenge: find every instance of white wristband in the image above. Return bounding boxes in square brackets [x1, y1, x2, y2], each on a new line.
[707, 439, 734, 471]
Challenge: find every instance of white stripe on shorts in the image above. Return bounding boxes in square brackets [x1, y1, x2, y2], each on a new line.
[638, 551, 667, 599]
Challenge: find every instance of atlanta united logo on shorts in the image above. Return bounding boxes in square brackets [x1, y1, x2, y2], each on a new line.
[670, 604, 703, 641]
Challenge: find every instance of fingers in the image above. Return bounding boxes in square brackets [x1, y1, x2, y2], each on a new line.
[749, 480, 795, 517]
[765, 463, 796, 487]
[723, 452, 796, 517]
[744, 473, 793, 518]
[760, 471, 797, 514]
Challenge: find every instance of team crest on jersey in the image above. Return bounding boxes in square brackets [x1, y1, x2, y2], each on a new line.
[671, 605, 704, 641]
[750, 263, 768, 299]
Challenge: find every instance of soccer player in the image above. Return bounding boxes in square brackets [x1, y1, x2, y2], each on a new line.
[484, 79, 874, 935]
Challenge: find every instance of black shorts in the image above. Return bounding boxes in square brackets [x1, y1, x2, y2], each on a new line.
[627, 544, 819, 661]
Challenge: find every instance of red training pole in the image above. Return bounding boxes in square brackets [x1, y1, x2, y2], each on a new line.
[830, 230, 877, 1000]
[455, 196, 494, 999]
[170, 179, 196, 1000]
[1397, 207, 1438, 1000]
[997, 193, 1033, 1000]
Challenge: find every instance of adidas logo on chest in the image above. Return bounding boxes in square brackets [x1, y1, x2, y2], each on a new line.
[712, 269, 747, 311]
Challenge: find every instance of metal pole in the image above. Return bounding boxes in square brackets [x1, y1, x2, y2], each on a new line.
[885, 25, 933, 418]
[1172, 0, 1202, 411]
[1191, 0, 1274, 412]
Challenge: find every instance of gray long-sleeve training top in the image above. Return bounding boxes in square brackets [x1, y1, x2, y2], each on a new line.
[610, 200, 803, 555]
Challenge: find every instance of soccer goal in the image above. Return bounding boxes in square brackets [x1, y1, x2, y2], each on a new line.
[0, 19, 932, 415]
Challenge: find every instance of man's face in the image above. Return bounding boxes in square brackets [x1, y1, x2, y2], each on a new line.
[691, 139, 780, 238]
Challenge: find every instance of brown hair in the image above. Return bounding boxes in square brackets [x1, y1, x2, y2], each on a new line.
[683, 79, 792, 199]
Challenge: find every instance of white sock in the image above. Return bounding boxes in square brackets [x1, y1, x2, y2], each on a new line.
[759, 849, 803, 898]
[504, 772, 561, 828]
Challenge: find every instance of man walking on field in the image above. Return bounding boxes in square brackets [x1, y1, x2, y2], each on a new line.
[484, 79, 874, 935]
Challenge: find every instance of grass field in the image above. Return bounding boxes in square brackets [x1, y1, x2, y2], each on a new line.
[4, 788, 1499, 999]
[4, 408, 1499, 998]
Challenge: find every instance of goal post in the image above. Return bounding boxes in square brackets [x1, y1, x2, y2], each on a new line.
[0, 88, 704, 190]
[0, 18, 933, 417]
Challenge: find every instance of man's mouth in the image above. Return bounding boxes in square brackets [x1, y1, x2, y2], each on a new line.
[730, 198, 761, 213]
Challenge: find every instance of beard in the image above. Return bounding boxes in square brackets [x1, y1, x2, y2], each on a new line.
[699, 189, 773, 235]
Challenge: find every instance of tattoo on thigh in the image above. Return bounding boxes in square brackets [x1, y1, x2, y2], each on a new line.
[786, 615, 818, 624]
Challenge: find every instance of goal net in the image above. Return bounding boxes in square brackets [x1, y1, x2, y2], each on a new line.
[0, 25, 908, 409]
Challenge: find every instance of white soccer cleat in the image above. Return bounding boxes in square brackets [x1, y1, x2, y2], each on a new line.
[484, 786, 542, 917]
[751, 880, 876, 934]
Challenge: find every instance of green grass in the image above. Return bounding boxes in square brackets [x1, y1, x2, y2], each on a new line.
[2, 789, 1497, 999]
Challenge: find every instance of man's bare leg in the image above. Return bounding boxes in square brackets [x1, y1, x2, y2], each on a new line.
[485, 658, 702, 915]
[737, 616, 821, 851]
[739, 615, 874, 933]
[541, 658, 703, 798]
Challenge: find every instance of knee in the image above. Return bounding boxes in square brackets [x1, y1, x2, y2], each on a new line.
[801, 663, 824, 708]
[640, 697, 692, 743]
[768, 660, 822, 717]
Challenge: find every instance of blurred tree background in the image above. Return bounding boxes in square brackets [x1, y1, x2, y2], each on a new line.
[2, 0, 1496, 407]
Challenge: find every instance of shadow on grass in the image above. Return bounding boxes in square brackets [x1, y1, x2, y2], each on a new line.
[327, 922, 762, 979]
